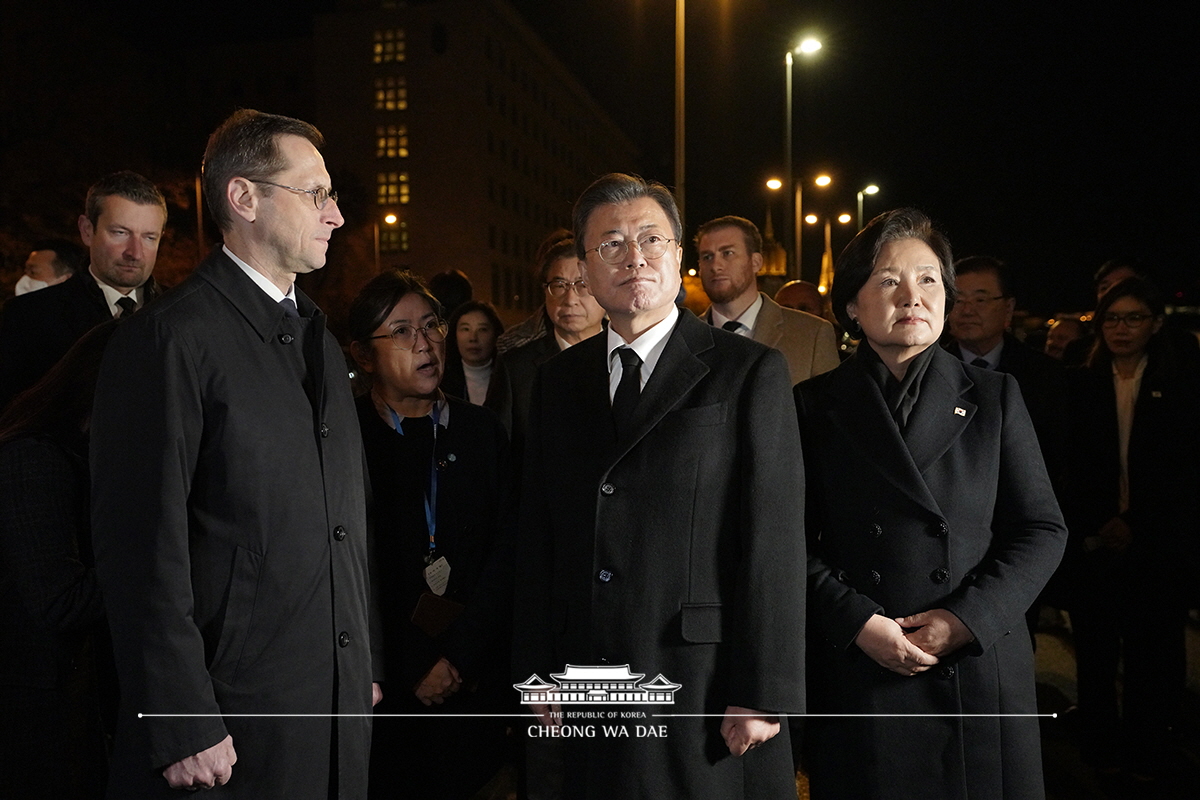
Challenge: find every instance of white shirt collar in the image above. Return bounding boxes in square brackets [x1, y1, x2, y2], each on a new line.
[606, 305, 679, 384]
[224, 245, 297, 305]
[709, 293, 763, 336]
[89, 267, 139, 317]
[958, 338, 1004, 369]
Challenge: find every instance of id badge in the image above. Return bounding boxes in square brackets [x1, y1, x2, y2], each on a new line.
[424, 556, 450, 596]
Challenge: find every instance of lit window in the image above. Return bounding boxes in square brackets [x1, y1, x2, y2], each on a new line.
[372, 29, 406, 64]
[380, 220, 408, 253]
[376, 172, 410, 205]
[373, 76, 408, 111]
[374, 124, 409, 158]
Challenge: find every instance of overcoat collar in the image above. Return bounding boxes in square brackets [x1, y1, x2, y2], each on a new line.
[194, 246, 323, 344]
[823, 346, 976, 519]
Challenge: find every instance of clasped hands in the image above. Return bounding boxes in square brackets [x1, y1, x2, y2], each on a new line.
[854, 609, 974, 676]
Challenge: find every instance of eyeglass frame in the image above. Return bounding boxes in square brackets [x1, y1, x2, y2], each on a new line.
[1100, 311, 1155, 329]
[586, 234, 678, 266]
[367, 319, 449, 350]
[544, 279, 591, 298]
[251, 180, 339, 210]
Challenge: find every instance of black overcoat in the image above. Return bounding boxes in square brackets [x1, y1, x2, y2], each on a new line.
[513, 310, 806, 799]
[90, 248, 377, 799]
[795, 346, 1066, 800]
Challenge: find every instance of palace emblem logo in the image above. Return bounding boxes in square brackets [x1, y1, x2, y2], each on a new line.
[514, 664, 681, 705]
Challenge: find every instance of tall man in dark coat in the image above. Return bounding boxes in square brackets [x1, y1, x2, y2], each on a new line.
[0, 171, 166, 408]
[514, 174, 806, 798]
[91, 110, 380, 798]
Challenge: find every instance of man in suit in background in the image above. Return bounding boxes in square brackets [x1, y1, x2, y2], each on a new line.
[696, 215, 839, 385]
[91, 109, 379, 798]
[0, 172, 165, 407]
[14, 238, 84, 296]
[514, 174, 805, 798]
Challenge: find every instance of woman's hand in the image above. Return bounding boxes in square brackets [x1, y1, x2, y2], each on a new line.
[854, 614, 940, 675]
[414, 657, 462, 706]
[895, 609, 974, 658]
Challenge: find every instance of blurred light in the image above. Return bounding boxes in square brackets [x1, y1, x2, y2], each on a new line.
[815, 175, 832, 187]
[837, 213, 852, 224]
[687, 268, 697, 277]
[863, 185, 879, 195]
[818, 285, 827, 294]
[766, 178, 782, 191]
[796, 38, 822, 55]
[383, 213, 398, 225]
[805, 214, 818, 224]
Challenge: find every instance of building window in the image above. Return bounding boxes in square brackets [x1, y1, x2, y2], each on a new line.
[374, 76, 408, 111]
[375, 124, 409, 158]
[377, 172, 410, 205]
[373, 29, 406, 64]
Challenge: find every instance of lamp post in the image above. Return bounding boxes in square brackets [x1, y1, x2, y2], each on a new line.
[795, 174, 832, 282]
[675, 0, 686, 233]
[806, 212, 853, 294]
[856, 184, 879, 230]
[784, 37, 821, 280]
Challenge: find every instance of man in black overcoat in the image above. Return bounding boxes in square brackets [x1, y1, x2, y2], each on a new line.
[513, 174, 805, 798]
[90, 110, 380, 798]
[0, 172, 165, 408]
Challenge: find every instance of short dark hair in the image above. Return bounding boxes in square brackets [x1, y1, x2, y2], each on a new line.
[953, 255, 1012, 299]
[572, 173, 682, 260]
[427, 270, 473, 318]
[831, 208, 955, 334]
[1093, 257, 1144, 287]
[348, 269, 443, 347]
[535, 229, 576, 283]
[202, 109, 325, 233]
[694, 216, 763, 254]
[85, 171, 167, 228]
[30, 238, 85, 277]
[1088, 276, 1165, 368]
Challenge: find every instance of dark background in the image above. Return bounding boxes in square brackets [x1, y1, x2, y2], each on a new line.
[3, 0, 1196, 315]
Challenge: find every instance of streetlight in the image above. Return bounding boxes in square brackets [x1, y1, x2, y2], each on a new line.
[856, 185, 879, 230]
[795, 174, 832, 282]
[806, 212, 853, 294]
[784, 36, 822, 280]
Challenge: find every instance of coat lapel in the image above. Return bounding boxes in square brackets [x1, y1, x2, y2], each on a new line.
[751, 293, 784, 350]
[902, 347, 976, 474]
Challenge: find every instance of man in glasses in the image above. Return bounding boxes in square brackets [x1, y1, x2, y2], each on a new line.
[514, 173, 805, 798]
[91, 109, 379, 798]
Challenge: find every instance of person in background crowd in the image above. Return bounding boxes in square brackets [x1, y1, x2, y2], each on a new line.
[428, 269, 473, 319]
[0, 172, 166, 409]
[442, 299, 510, 426]
[15, 238, 84, 296]
[1045, 316, 1085, 362]
[349, 270, 515, 799]
[0, 321, 120, 799]
[496, 229, 572, 355]
[796, 208, 1065, 800]
[774, 278, 826, 318]
[1061, 276, 1200, 780]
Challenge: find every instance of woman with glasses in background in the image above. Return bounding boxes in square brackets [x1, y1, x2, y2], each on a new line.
[1062, 276, 1200, 780]
[348, 271, 516, 799]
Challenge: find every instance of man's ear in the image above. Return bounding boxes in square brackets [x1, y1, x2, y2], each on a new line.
[227, 178, 259, 224]
[78, 214, 94, 246]
[751, 252, 764, 273]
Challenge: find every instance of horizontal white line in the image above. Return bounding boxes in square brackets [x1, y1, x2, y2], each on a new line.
[139, 712, 1058, 719]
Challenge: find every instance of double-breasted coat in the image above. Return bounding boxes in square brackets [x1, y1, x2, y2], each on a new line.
[513, 310, 806, 799]
[90, 248, 378, 798]
[794, 346, 1066, 800]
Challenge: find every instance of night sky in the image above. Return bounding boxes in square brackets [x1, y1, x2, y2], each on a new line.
[6, 1, 1198, 315]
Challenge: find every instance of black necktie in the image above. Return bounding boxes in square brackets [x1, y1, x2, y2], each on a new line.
[280, 298, 300, 318]
[970, 357, 989, 369]
[115, 296, 137, 318]
[722, 320, 743, 334]
[612, 347, 643, 436]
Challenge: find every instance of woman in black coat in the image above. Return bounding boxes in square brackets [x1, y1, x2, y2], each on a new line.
[1060, 277, 1200, 777]
[794, 209, 1066, 800]
[0, 321, 119, 798]
[348, 271, 515, 800]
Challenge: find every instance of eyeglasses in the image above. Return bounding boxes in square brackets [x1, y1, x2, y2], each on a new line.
[1101, 312, 1154, 329]
[252, 180, 339, 210]
[368, 319, 448, 350]
[588, 234, 677, 265]
[956, 294, 1009, 309]
[544, 279, 590, 298]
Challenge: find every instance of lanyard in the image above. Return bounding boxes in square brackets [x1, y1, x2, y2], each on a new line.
[386, 401, 441, 560]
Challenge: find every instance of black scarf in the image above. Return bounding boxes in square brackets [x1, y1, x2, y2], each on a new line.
[859, 341, 938, 431]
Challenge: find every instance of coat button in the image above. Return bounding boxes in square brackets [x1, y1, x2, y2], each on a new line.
[870, 523, 883, 538]
[338, 631, 351, 648]
[939, 664, 956, 679]
[931, 521, 949, 537]
[320, 423, 330, 438]
[600, 483, 615, 496]
[597, 569, 614, 583]
[278, 333, 294, 344]
[333, 525, 347, 541]
[930, 568, 950, 584]
[870, 570, 881, 585]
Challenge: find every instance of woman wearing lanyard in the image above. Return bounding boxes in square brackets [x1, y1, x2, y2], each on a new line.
[349, 270, 516, 799]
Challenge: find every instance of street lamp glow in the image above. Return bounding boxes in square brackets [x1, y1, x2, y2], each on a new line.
[837, 213, 852, 224]
[383, 213, 398, 225]
[815, 175, 832, 187]
[796, 38, 822, 55]
[766, 178, 782, 191]
[863, 185, 879, 195]
[805, 214, 818, 225]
